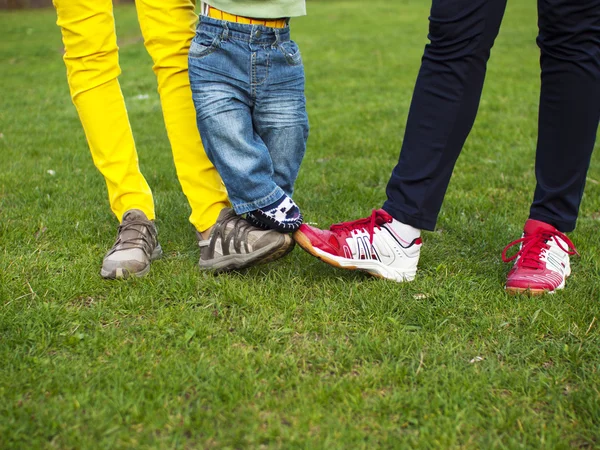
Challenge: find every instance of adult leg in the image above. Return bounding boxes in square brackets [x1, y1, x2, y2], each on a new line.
[383, 0, 507, 231]
[54, 0, 154, 221]
[135, 0, 229, 233]
[294, 0, 508, 282]
[529, 0, 600, 232]
[54, 0, 160, 279]
[502, 0, 600, 294]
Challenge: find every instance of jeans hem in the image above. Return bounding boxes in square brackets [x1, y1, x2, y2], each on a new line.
[232, 187, 285, 215]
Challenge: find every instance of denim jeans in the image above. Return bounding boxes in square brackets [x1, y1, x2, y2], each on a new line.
[189, 16, 309, 214]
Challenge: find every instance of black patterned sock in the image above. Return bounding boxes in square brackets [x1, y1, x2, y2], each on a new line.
[246, 194, 303, 232]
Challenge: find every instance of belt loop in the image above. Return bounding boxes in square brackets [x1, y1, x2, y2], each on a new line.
[222, 21, 229, 41]
[274, 28, 280, 45]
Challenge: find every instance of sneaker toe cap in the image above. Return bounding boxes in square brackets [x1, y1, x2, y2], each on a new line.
[101, 259, 150, 279]
[296, 224, 342, 254]
[506, 268, 564, 291]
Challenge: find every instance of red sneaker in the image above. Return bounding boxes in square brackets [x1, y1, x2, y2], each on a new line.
[293, 209, 422, 282]
[502, 219, 578, 295]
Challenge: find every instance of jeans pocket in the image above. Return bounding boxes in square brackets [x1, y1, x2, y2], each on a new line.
[278, 40, 302, 66]
[189, 30, 220, 59]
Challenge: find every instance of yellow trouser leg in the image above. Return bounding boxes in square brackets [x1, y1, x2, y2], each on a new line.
[136, 0, 229, 232]
[53, 0, 155, 222]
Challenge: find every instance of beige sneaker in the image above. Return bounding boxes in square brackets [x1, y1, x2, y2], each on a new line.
[101, 209, 162, 279]
[198, 208, 294, 272]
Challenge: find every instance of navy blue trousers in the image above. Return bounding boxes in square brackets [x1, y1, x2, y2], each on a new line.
[383, 0, 600, 232]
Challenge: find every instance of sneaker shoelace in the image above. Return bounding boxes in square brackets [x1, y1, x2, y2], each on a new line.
[110, 220, 156, 257]
[205, 213, 255, 254]
[501, 229, 578, 270]
[330, 210, 391, 245]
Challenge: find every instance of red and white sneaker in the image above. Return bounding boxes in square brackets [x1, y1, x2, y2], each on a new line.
[293, 209, 422, 282]
[502, 219, 578, 295]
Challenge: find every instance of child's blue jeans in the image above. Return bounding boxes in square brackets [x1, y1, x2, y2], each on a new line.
[189, 16, 309, 215]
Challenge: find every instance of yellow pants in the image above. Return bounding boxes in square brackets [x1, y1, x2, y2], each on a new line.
[53, 0, 229, 232]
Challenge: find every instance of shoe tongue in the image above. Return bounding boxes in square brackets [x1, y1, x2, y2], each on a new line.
[119, 210, 150, 248]
[523, 219, 556, 236]
[217, 207, 236, 222]
[519, 220, 555, 270]
[375, 209, 392, 221]
[122, 209, 147, 222]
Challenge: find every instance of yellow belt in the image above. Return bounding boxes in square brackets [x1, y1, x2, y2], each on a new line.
[207, 6, 288, 28]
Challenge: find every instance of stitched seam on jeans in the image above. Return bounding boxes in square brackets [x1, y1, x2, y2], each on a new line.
[253, 50, 269, 87]
[251, 51, 257, 98]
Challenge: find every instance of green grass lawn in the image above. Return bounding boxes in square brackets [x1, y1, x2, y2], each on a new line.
[1, 1, 600, 448]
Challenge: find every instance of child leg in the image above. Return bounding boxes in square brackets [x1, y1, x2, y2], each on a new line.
[247, 36, 309, 231]
[189, 19, 286, 217]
